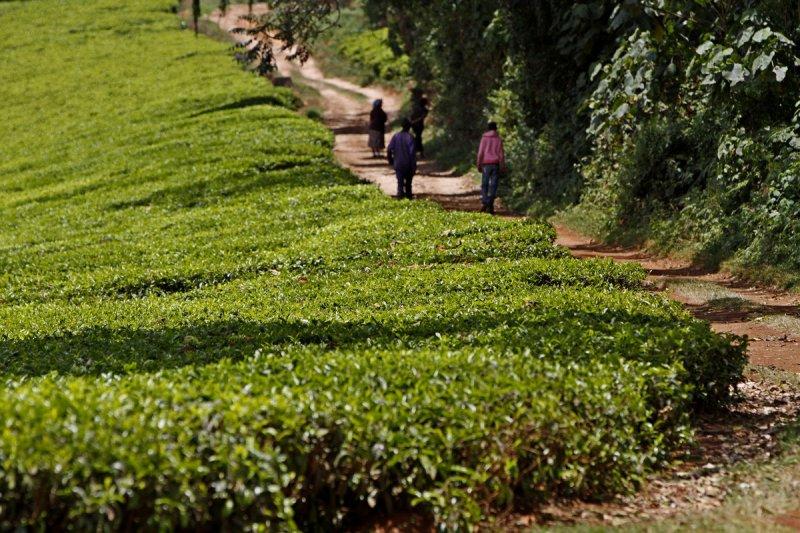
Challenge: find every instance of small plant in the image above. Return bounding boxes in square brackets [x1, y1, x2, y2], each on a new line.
[305, 107, 324, 122]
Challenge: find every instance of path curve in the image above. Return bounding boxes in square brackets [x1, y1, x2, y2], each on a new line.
[555, 226, 800, 370]
[209, 5, 489, 209]
[209, 6, 799, 371]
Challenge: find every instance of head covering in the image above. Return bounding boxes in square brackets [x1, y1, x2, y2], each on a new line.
[373, 99, 383, 108]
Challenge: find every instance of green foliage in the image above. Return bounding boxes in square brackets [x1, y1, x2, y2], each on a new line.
[367, 0, 800, 275]
[579, 4, 800, 271]
[337, 27, 410, 83]
[0, 349, 693, 530]
[488, 63, 587, 215]
[313, 5, 409, 87]
[0, 0, 746, 528]
[740, 157, 800, 269]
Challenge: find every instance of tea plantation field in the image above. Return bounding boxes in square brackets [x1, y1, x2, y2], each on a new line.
[0, 0, 747, 529]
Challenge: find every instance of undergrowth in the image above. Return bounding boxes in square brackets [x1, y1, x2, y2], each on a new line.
[312, 3, 409, 88]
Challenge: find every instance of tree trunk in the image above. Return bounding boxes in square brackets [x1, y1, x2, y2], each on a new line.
[192, 0, 200, 36]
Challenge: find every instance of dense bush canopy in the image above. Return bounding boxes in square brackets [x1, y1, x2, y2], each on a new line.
[367, 0, 800, 277]
[0, 0, 745, 529]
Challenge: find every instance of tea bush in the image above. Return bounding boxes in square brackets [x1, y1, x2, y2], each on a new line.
[0, 0, 745, 528]
[0, 348, 692, 530]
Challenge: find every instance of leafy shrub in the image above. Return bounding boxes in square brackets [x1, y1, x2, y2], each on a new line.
[337, 28, 410, 83]
[0, 348, 691, 530]
[313, 6, 409, 87]
[565, 4, 800, 273]
[488, 69, 586, 216]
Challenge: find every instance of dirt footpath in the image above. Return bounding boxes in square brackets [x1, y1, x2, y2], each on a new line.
[556, 224, 800, 371]
[210, 5, 486, 208]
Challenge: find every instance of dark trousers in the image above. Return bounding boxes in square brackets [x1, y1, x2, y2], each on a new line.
[481, 164, 500, 211]
[412, 126, 424, 156]
[396, 169, 414, 199]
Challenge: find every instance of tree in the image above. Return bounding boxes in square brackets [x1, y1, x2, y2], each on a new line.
[232, 0, 343, 75]
[192, 0, 200, 37]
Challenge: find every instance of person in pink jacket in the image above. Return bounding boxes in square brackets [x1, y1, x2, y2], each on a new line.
[476, 122, 506, 214]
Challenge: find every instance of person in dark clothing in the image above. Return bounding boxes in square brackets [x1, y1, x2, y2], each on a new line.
[476, 121, 506, 214]
[409, 94, 429, 158]
[368, 99, 388, 158]
[387, 118, 417, 199]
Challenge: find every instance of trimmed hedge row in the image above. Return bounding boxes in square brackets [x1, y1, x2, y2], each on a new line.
[0, 348, 691, 530]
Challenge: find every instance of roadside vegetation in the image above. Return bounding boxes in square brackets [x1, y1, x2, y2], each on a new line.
[313, 3, 410, 88]
[0, 0, 747, 529]
[363, 1, 800, 286]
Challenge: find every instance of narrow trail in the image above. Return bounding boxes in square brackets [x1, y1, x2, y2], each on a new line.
[210, 5, 500, 213]
[209, 6, 799, 372]
[556, 225, 800, 371]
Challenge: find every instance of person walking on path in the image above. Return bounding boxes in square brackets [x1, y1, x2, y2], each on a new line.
[387, 118, 417, 199]
[410, 92, 429, 158]
[476, 121, 506, 214]
[368, 99, 388, 158]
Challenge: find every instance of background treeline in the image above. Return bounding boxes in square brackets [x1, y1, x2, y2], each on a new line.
[360, 0, 800, 282]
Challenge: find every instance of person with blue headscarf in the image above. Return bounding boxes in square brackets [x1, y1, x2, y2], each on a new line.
[368, 99, 388, 158]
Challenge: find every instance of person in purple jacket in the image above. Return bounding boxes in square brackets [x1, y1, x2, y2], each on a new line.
[387, 118, 417, 199]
